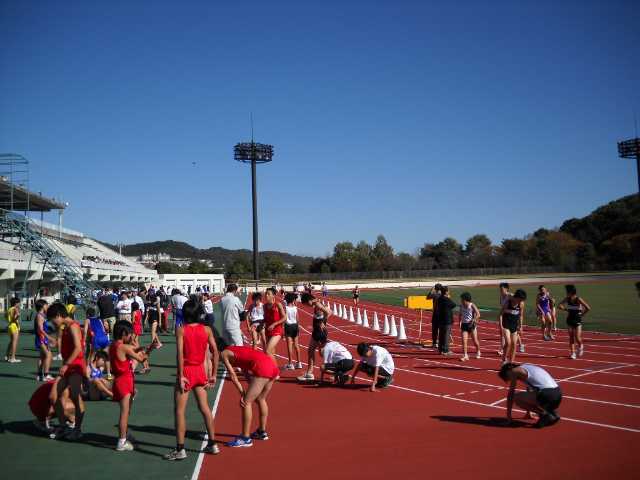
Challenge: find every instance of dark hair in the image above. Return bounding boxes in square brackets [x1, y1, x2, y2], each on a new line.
[86, 307, 96, 318]
[434, 283, 443, 291]
[113, 320, 133, 339]
[499, 282, 510, 290]
[252, 292, 262, 302]
[301, 292, 314, 304]
[538, 285, 545, 291]
[565, 284, 577, 296]
[66, 294, 77, 305]
[35, 299, 48, 312]
[182, 299, 203, 324]
[46, 302, 69, 321]
[460, 292, 472, 302]
[131, 302, 139, 312]
[227, 283, 238, 293]
[441, 286, 449, 294]
[514, 289, 527, 300]
[10, 297, 20, 307]
[498, 362, 519, 381]
[357, 342, 370, 357]
[94, 350, 108, 362]
[285, 292, 297, 304]
[265, 287, 277, 295]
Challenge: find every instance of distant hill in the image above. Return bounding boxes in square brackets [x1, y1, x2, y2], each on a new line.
[105, 240, 313, 268]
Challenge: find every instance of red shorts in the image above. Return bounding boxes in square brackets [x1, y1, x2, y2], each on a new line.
[63, 360, 86, 379]
[266, 326, 283, 339]
[112, 373, 135, 401]
[183, 364, 208, 392]
[29, 381, 54, 421]
[252, 358, 279, 379]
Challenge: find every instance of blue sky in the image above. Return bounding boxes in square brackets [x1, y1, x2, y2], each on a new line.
[1, 0, 638, 257]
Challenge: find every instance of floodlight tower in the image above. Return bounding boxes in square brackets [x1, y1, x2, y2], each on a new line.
[617, 137, 640, 194]
[234, 135, 274, 283]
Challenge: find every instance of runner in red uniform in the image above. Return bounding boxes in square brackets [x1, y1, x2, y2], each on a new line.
[263, 288, 286, 359]
[110, 321, 157, 452]
[222, 345, 278, 448]
[28, 377, 75, 434]
[164, 299, 220, 461]
[47, 303, 85, 441]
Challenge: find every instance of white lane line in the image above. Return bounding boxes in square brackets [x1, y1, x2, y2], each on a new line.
[190, 371, 226, 480]
[558, 365, 628, 382]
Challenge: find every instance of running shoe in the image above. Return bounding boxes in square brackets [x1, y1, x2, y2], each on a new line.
[116, 440, 134, 452]
[226, 436, 253, 448]
[336, 373, 349, 386]
[295, 361, 304, 369]
[297, 372, 314, 381]
[203, 443, 220, 455]
[570, 352, 577, 360]
[164, 448, 187, 460]
[578, 346, 584, 357]
[53, 354, 63, 361]
[534, 413, 559, 429]
[519, 344, 525, 353]
[250, 429, 269, 441]
[460, 355, 469, 362]
[7, 358, 22, 363]
[43, 374, 54, 381]
[497, 350, 503, 356]
[475, 351, 482, 359]
[284, 363, 294, 370]
[375, 376, 393, 389]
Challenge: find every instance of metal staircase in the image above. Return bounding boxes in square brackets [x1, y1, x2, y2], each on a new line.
[0, 210, 98, 302]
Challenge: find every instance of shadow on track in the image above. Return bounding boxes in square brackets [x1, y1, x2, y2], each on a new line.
[431, 415, 530, 428]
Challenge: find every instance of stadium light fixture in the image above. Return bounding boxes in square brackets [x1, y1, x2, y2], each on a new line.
[617, 137, 640, 194]
[234, 138, 274, 282]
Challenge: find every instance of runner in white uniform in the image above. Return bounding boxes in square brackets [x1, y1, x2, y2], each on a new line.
[318, 339, 354, 386]
[283, 292, 303, 370]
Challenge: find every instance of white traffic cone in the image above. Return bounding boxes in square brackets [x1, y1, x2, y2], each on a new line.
[383, 314, 390, 335]
[397, 317, 407, 342]
[389, 315, 398, 337]
[338, 304, 343, 317]
[349, 307, 355, 322]
[372, 312, 380, 331]
[362, 310, 369, 328]
[333, 303, 337, 316]
[342, 305, 348, 320]
[356, 308, 362, 325]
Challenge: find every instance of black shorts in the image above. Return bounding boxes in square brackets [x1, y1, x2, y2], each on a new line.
[567, 318, 582, 328]
[461, 323, 476, 333]
[251, 321, 265, 333]
[353, 295, 359, 299]
[502, 314, 519, 333]
[284, 323, 299, 338]
[148, 309, 160, 324]
[536, 387, 562, 413]
[311, 328, 328, 343]
[360, 362, 392, 378]
[324, 358, 355, 374]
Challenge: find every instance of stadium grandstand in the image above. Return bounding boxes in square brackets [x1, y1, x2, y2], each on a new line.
[0, 154, 158, 310]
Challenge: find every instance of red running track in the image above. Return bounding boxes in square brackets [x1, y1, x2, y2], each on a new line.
[200, 295, 639, 480]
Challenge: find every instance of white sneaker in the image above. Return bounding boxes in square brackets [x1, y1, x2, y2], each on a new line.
[54, 354, 63, 361]
[295, 362, 304, 369]
[519, 344, 525, 353]
[164, 448, 187, 461]
[475, 352, 482, 359]
[285, 363, 294, 370]
[578, 346, 584, 357]
[460, 355, 469, 362]
[8, 358, 22, 363]
[116, 440, 134, 452]
[297, 372, 314, 381]
[43, 374, 54, 381]
[570, 352, 577, 360]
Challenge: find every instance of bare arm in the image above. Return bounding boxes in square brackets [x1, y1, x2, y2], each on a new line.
[578, 297, 591, 316]
[268, 303, 287, 330]
[206, 326, 219, 384]
[176, 327, 187, 392]
[472, 304, 481, 324]
[221, 350, 244, 395]
[349, 362, 362, 384]
[370, 365, 380, 392]
[506, 377, 517, 420]
[122, 343, 148, 363]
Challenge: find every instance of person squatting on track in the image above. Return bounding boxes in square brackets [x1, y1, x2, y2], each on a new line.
[29, 376, 75, 435]
[111, 321, 158, 452]
[221, 345, 279, 448]
[246, 292, 266, 351]
[427, 283, 443, 350]
[283, 292, 303, 370]
[47, 303, 86, 441]
[164, 299, 220, 460]
[500, 289, 527, 365]
[264, 287, 286, 359]
[499, 362, 562, 428]
[298, 292, 332, 382]
[351, 342, 395, 392]
[536, 285, 556, 341]
[459, 292, 481, 361]
[558, 284, 591, 359]
[317, 338, 354, 386]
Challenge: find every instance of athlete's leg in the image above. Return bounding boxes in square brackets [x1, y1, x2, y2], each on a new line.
[255, 378, 275, 432]
[173, 388, 189, 445]
[242, 377, 269, 437]
[193, 386, 216, 442]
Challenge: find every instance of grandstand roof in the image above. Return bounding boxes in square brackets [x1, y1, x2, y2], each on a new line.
[0, 177, 66, 211]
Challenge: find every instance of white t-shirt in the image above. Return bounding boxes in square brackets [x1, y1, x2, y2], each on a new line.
[134, 295, 145, 313]
[203, 299, 214, 315]
[221, 292, 245, 332]
[117, 298, 132, 314]
[250, 303, 264, 323]
[172, 294, 188, 310]
[285, 305, 298, 325]
[521, 364, 558, 390]
[322, 341, 352, 364]
[363, 345, 395, 375]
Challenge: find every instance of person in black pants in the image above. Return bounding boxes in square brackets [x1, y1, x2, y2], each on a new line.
[427, 284, 443, 349]
[437, 286, 457, 355]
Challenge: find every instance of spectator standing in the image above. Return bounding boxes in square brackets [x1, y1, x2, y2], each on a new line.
[98, 288, 117, 335]
[220, 284, 245, 347]
[437, 286, 457, 355]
